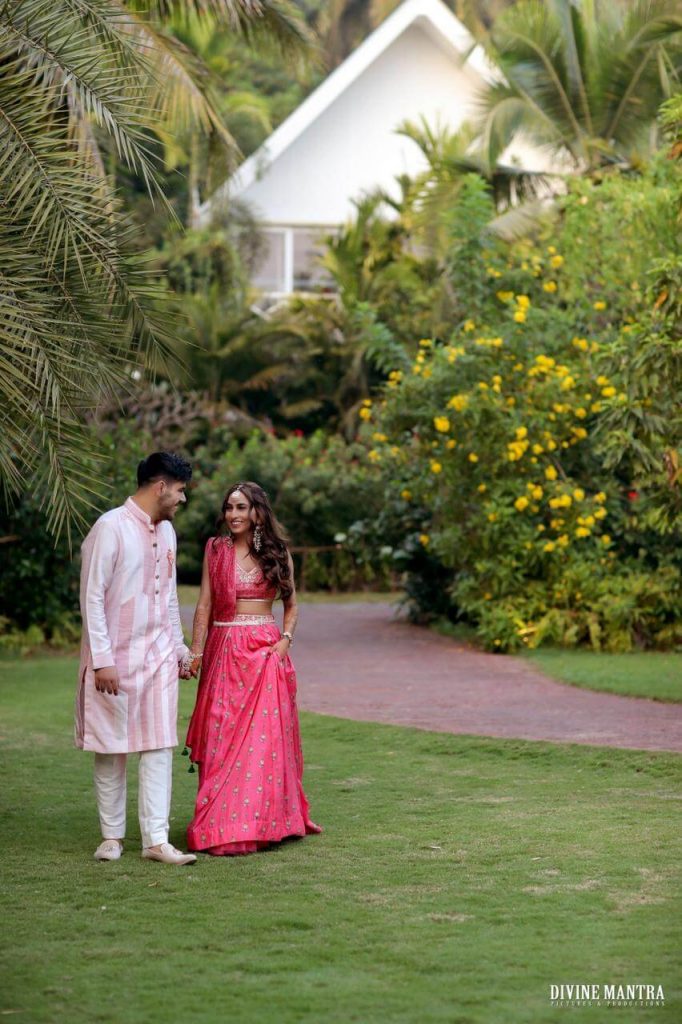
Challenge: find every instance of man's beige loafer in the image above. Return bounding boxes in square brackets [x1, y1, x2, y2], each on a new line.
[141, 843, 197, 866]
[94, 839, 123, 861]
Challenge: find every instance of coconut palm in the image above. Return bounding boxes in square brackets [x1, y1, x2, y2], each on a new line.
[478, 0, 682, 173]
[1, 0, 310, 542]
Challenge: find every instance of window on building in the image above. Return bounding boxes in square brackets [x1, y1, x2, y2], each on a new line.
[252, 227, 336, 294]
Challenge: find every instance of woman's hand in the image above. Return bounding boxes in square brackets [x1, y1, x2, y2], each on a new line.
[269, 638, 291, 662]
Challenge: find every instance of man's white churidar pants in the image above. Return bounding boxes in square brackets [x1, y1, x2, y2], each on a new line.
[94, 748, 172, 848]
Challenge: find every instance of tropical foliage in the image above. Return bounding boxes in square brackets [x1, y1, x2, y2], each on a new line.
[479, 0, 682, 172]
[356, 171, 681, 651]
[0, 0, 310, 541]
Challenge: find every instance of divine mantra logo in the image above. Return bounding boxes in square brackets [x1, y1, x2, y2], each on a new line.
[550, 984, 665, 1007]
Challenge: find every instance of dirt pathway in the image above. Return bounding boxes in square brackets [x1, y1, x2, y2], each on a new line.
[182, 601, 682, 753]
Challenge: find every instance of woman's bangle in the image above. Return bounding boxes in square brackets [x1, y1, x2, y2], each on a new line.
[282, 631, 294, 646]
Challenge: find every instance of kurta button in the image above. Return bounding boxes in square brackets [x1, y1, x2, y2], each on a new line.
[155, 574, 160, 579]
[152, 543, 157, 548]
[155, 589, 160, 594]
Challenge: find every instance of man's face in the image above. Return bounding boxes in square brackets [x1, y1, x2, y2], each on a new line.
[155, 480, 187, 522]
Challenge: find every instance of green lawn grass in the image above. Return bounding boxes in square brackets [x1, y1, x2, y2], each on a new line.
[526, 649, 682, 704]
[431, 617, 682, 704]
[1, 657, 680, 1023]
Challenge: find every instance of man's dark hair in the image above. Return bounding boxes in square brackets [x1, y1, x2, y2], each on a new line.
[137, 452, 192, 488]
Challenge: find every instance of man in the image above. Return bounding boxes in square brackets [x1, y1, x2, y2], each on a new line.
[75, 452, 197, 865]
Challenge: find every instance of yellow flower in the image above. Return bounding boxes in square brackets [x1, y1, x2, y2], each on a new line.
[484, 592, 492, 600]
[543, 281, 557, 293]
[531, 486, 543, 500]
[478, 484, 487, 493]
[550, 254, 564, 269]
[513, 310, 527, 323]
[515, 426, 528, 440]
[497, 290, 514, 302]
[419, 338, 433, 348]
[401, 489, 412, 501]
[478, 382, 489, 390]
[447, 394, 469, 412]
[545, 465, 558, 481]
[513, 362, 524, 371]
[488, 513, 497, 522]
[463, 319, 476, 332]
[575, 407, 587, 419]
[596, 376, 609, 386]
[359, 407, 372, 421]
[537, 524, 546, 532]
[594, 492, 606, 503]
[601, 535, 611, 546]
[430, 460, 442, 474]
[546, 439, 557, 451]
[591, 401, 602, 413]
[560, 375, 576, 391]
[492, 375, 502, 385]
[422, 367, 432, 379]
[433, 416, 450, 433]
[594, 507, 607, 520]
[583, 515, 596, 527]
[446, 439, 457, 450]
[575, 526, 591, 538]
[514, 496, 530, 512]
[368, 450, 380, 462]
[362, 398, 372, 406]
[573, 488, 585, 501]
[412, 364, 422, 375]
[372, 432, 387, 442]
[468, 453, 479, 463]
[547, 246, 557, 255]
[558, 534, 570, 547]
[506, 397, 516, 407]
[507, 439, 529, 461]
[419, 533, 430, 547]
[543, 541, 556, 553]
[388, 370, 403, 381]
[601, 386, 617, 398]
[516, 295, 531, 309]
[532, 443, 544, 455]
[593, 300, 606, 311]
[572, 336, 588, 351]
[572, 427, 588, 440]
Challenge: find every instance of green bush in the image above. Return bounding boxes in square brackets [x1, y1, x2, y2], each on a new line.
[358, 173, 681, 651]
[0, 423, 152, 641]
[177, 430, 390, 590]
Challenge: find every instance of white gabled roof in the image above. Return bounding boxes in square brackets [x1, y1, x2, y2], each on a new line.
[204, 0, 500, 212]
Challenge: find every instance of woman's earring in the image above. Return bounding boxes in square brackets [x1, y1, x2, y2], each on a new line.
[253, 525, 262, 553]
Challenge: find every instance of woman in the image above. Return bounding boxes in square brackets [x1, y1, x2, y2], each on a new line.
[185, 481, 321, 855]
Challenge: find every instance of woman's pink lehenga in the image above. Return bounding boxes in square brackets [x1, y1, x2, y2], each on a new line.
[185, 537, 321, 855]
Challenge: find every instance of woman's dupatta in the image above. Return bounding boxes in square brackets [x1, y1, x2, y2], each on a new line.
[209, 535, 237, 623]
[185, 536, 236, 766]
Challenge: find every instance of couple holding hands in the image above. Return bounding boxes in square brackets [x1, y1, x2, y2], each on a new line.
[75, 452, 320, 865]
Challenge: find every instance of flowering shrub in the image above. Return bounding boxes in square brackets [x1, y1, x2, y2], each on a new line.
[358, 203, 681, 651]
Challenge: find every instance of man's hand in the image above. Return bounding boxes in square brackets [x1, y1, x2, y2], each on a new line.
[94, 666, 119, 695]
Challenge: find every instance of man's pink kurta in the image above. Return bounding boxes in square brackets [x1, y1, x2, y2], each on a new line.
[75, 497, 188, 754]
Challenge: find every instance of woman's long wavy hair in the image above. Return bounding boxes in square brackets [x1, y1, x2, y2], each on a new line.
[215, 481, 293, 599]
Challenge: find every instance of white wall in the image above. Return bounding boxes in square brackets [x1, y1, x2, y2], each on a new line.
[235, 22, 482, 226]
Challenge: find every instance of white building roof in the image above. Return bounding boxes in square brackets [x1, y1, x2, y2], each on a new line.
[202, 0, 505, 227]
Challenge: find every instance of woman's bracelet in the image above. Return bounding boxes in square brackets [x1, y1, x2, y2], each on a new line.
[282, 631, 294, 646]
[181, 650, 203, 673]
